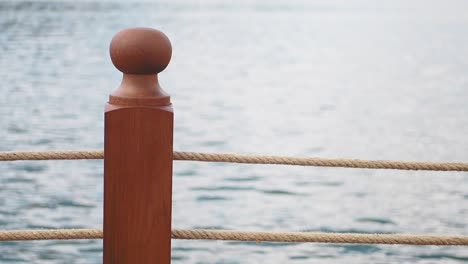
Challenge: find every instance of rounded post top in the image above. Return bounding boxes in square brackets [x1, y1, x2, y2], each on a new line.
[107, 28, 173, 110]
[110, 27, 172, 75]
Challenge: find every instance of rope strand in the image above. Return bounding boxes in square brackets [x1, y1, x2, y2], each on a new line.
[1, 229, 467, 246]
[0, 150, 467, 171]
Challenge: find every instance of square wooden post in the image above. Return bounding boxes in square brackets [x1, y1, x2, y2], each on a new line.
[104, 28, 173, 264]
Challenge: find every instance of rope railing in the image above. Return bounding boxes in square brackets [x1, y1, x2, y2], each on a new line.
[5, 28, 466, 262]
[1, 229, 467, 246]
[1, 150, 468, 171]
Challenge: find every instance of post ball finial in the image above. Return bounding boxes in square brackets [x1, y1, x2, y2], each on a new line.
[110, 28, 172, 75]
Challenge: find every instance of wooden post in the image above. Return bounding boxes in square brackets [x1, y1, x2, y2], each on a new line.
[104, 28, 173, 264]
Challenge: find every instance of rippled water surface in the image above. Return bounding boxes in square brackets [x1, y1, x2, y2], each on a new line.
[1, 0, 468, 263]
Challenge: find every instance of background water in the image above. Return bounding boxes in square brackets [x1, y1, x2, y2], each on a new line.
[1, 0, 468, 263]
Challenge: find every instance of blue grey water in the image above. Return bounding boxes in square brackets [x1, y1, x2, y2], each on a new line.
[0, 0, 468, 263]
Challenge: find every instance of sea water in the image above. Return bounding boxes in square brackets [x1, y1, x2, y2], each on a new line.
[0, 0, 467, 263]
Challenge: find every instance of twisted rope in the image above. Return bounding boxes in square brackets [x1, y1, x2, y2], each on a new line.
[0, 229, 102, 241]
[0, 150, 103, 161]
[174, 151, 468, 171]
[0, 150, 467, 171]
[1, 229, 467, 245]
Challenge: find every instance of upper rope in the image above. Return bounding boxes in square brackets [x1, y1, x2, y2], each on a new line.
[0, 150, 467, 171]
[1, 228, 468, 246]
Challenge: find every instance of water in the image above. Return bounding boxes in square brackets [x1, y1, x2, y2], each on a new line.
[1, 0, 468, 263]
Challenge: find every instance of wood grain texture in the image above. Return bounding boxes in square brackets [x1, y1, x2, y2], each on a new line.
[104, 106, 173, 264]
[105, 27, 174, 263]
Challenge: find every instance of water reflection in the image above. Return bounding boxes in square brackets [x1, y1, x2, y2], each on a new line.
[1, 0, 468, 263]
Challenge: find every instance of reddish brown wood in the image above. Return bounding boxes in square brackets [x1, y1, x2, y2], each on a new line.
[104, 28, 173, 264]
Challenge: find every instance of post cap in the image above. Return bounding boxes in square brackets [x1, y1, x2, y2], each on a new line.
[110, 27, 172, 75]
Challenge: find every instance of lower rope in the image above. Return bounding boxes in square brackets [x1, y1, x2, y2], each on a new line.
[0, 150, 467, 171]
[1, 229, 467, 246]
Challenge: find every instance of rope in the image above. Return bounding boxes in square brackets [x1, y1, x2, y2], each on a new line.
[0, 150, 103, 161]
[1, 150, 467, 171]
[1, 229, 467, 245]
[174, 152, 468, 171]
[0, 229, 102, 241]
